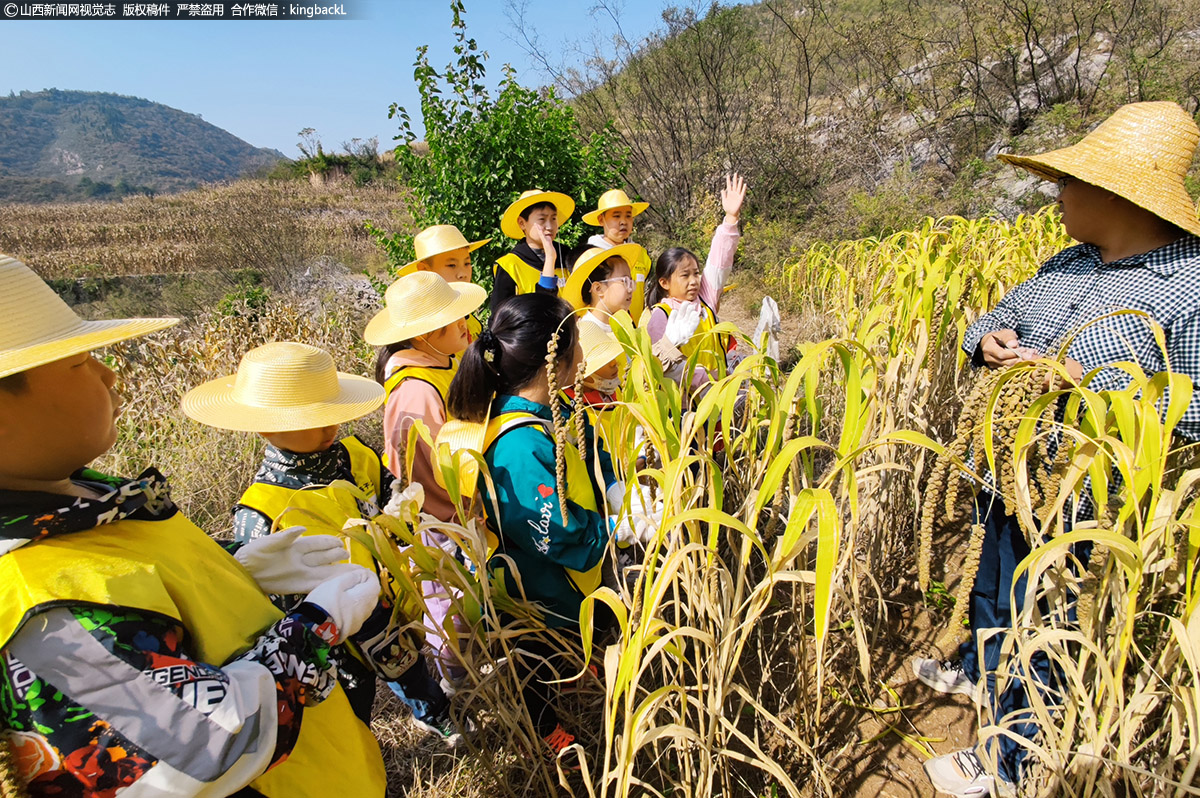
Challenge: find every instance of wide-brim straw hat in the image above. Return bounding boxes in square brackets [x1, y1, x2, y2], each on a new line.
[430, 415, 489, 492]
[582, 188, 650, 226]
[578, 317, 625, 379]
[500, 189, 575, 240]
[181, 341, 384, 432]
[997, 101, 1200, 237]
[364, 271, 487, 346]
[0, 253, 179, 379]
[396, 224, 491, 277]
[562, 243, 645, 310]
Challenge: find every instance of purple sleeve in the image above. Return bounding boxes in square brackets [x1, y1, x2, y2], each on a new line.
[646, 306, 669, 344]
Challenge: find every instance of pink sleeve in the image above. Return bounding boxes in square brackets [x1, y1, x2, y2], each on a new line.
[383, 380, 456, 522]
[645, 306, 669, 344]
[698, 222, 740, 311]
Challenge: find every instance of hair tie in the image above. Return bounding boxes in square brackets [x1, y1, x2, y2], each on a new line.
[477, 328, 500, 366]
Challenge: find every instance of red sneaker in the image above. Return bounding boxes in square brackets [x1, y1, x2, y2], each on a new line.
[543, 723, 576, 757]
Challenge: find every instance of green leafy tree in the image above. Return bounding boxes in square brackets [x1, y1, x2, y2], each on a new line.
[370, 0, 629, 289]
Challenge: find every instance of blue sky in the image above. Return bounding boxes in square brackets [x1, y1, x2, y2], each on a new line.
[0, 0, 678, 156]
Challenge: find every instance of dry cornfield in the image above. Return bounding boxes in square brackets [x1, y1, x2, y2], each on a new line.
[0, 179, 408, 280]
[76, 206, 1200, 796]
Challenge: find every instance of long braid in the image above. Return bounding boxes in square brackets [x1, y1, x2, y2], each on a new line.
[545, 329, 571, 525]
[572, 360, 588, 465]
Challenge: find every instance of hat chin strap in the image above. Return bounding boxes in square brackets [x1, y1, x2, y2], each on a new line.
[414, 335, 456, 362]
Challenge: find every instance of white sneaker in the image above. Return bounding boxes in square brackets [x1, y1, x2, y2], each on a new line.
[925, 748, 1015, 797]
[912, 657, 976, 698]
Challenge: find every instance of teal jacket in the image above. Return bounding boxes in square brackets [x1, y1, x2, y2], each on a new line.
[483, 394, 617, 627]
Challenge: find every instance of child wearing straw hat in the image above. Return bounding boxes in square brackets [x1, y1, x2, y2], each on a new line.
[582, 189, 655, 320]
[914, 101, 1200, 798]
[560, 317, 626, 464]
[490, 188, 576, 313]
[365, 270, 487, 690]
[395, 224, 490, 340]
[181, 341, 464, 746]
[0, 255, 387, 797]
[563, 243, 643, 326]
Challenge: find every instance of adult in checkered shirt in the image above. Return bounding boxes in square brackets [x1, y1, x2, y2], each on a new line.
[916, 101, 1200, 797]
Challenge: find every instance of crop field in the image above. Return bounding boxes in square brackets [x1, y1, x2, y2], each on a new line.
[20, 204, 1197, 796]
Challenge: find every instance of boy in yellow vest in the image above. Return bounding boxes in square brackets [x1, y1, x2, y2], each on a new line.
[181, 342, 463, 746]
[582, 189, 655, 321]
[0, 255, 387, 797]
[490, 189, 575, 312]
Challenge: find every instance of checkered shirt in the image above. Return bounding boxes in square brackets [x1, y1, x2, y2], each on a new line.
[961, 234, 1200, 520]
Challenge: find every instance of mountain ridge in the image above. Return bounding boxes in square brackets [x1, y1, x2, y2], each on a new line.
[0, 89, 285, 202]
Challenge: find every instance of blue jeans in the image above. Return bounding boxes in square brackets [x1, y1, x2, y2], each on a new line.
[387, 654, 449, 725]
[957, 495, 1064, 784]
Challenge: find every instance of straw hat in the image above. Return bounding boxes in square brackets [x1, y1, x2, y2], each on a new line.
[396, 225, 491, 277]
[364, 271, 487, 346]
[582, 188, 649, 226]
[998, 101, 1200, 236]
[499, 189, 575, 240]
[181, 342, 384, 432]
[578, 317, 625, 379]
[562, 244, 645, 310]
[0, 254, 178, 379]
[430, 416, 489, 492]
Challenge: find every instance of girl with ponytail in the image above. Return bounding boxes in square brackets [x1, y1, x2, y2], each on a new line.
[448, 293, 618, 759]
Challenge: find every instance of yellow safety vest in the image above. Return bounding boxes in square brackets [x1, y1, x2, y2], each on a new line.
[494, 252, 568, 296]
[236, 437, 422, 673]
[384, 363, 456, 408]
[653, 299, 730, 377]
[627, 244, 653, 324]
[483, 411, 605, 596]
[381, 361, 458, 470]
[0, 513, 386, 798]
[237, 436, 384, 573]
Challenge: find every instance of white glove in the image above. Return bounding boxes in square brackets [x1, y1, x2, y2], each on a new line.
[753, 296, 781, 361]
[234, 526, 351, 595]
[628, 486, 660, 520]
[383, 481, 425, 519]
[606, 481, 626, 514]
[612, 485, 663, 546]
[664, 301, 702, 348]
[614, 509, 663, 546]
[613, 517, 640, 546]
[304, 566, 382, 644]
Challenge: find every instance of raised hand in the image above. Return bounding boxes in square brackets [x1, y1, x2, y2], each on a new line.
[721, 172, 747, 223]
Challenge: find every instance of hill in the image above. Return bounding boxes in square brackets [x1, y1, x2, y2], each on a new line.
[0, 89, 285, 202]
[556, 0, 1200, 250]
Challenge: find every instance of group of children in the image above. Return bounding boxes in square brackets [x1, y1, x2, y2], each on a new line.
[0, 176, 746, 796]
